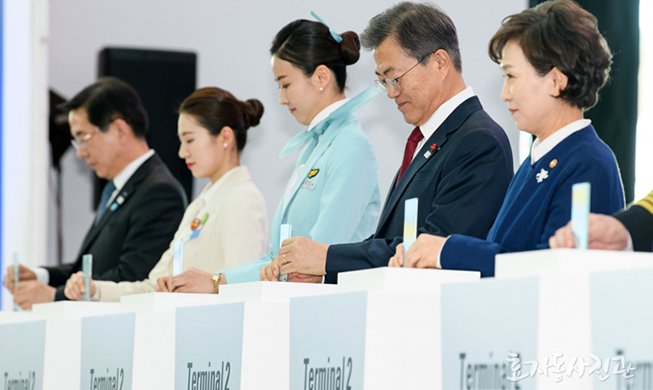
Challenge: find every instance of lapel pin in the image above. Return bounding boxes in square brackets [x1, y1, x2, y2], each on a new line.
[116, 195, 125, 205]
[109, 203, 118, 211]
[536, 168, 549, 183]
[191, 218, 201, 231]
[549, 159, 558, 168]
[424, 143, 438, 159]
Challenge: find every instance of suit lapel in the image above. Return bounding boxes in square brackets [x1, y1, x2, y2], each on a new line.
[375, 97, 483, 233]
[77, 154, 160, 256]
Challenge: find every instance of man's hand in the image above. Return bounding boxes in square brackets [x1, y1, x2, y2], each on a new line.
[287, 273, 323, 284]
[3, 264, 37, 292]
[168, 267, 224, 293]
[64, 271, 96, 301]
[388, 243, 405, 267]
[549, 213, 630, 251]
[278, 237, 329, 276]
[13, 281, 55, 310]
[389, 234, 446, 269]
[260, 256, 281, 282]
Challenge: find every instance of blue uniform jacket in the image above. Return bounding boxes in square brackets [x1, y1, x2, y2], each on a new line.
[441, 125, 625, 277]
[222, 89, 382, 283]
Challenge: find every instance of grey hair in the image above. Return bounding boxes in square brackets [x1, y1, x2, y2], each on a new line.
[360, 2, 462, 72]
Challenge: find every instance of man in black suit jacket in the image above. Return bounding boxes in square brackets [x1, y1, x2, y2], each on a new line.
[4, 77, 186, 307]
[262, 3, 513, 283]
[550, 190, 653, 252]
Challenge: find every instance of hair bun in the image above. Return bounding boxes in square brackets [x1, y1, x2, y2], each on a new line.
[241, 99, 264, 128]
[339, 31, 361, 65]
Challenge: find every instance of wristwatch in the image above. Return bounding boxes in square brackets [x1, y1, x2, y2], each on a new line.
[211, 274, 222, 294]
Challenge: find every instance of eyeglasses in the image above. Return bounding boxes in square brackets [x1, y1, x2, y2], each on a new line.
[374, 53, 432, 92]
[71, 129, 100, 150]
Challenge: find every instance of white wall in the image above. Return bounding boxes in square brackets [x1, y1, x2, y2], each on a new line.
[2, 0, 49, 310]
[48, 0, 527, 265]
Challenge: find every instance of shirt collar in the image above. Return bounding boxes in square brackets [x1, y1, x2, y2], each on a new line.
[418, 87, 475, 140]
[112, 149, 155, 191]
[530, 119, 591, 164]
[307, 98, 350, 132]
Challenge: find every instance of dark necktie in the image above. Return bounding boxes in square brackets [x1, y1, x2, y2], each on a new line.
[396, 127, 424, 185]
[95, 180, 116, 225]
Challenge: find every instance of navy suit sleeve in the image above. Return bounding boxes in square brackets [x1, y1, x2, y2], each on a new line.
[441, 159, 624, 277]
[615, 190, 653, 252]
[44, 263, 76, 287]
[326, 128, 512, 283]
[52, 181, 185, 300]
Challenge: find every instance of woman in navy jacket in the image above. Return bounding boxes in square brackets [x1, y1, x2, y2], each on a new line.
[389, 0, 624, 277]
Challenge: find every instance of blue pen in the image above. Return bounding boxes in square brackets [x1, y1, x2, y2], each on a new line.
[82, 254, 93, 301]
[403, 198, 419, 267]
[571, 182, 591, 249]
[13, 253, 19, 311]
[173, 239, 184, 276]
[279, 224, 292, 282]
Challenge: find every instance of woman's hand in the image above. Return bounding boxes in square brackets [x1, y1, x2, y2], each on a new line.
[168, 267, 218, 293]
[64, 271, 96, 300]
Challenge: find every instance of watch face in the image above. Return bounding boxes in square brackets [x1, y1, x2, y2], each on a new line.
[212, 274, 220, 282]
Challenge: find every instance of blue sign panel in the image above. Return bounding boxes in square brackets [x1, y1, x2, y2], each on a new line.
[290, 291, 368, 390]
[0, 320, 46, 390]
[176, 303, 245, 390]
[591, 269, 653, 389]
[441, 277, 540, 390]
[81, 313, 136, 390]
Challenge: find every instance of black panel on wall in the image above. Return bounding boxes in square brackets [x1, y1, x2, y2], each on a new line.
[95, 47, 197, 206]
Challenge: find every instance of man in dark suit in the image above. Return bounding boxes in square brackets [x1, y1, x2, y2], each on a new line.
[262, 2, 513, 283]
[549, 190, 653, 252]
[4, 77, 186, 308]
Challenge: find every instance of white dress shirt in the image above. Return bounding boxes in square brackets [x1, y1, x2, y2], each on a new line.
[412, 87, 476, 161]
[530, 119, 591, 164]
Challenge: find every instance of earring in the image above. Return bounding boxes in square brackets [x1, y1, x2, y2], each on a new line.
[319, 87, 323, 92]
[224, 143, 228, 148]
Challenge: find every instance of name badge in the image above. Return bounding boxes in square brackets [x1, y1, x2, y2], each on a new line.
[189, 229, 202, 240]
[301, 179, 316, 190]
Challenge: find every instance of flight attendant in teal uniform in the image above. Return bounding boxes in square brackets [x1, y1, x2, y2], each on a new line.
[162, 15, 382, 292]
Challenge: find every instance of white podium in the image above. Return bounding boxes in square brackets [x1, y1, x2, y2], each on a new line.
[175, 281, 337, 390]
[36, 301, 121, 390]
[441, 249, 653, 390]
[79, 292, 220, 390]
[0, 310, 34, 324]
[289, 267, 479, 390]
[0, 301, 120, 390]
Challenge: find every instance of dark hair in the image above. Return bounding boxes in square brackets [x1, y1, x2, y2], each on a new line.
[178, 87, 264, 152]
[59, 76, 149, 138]
[488, 0, 612, 111]
[360, 2, 462, 72]
[270, 19, 360, 93]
